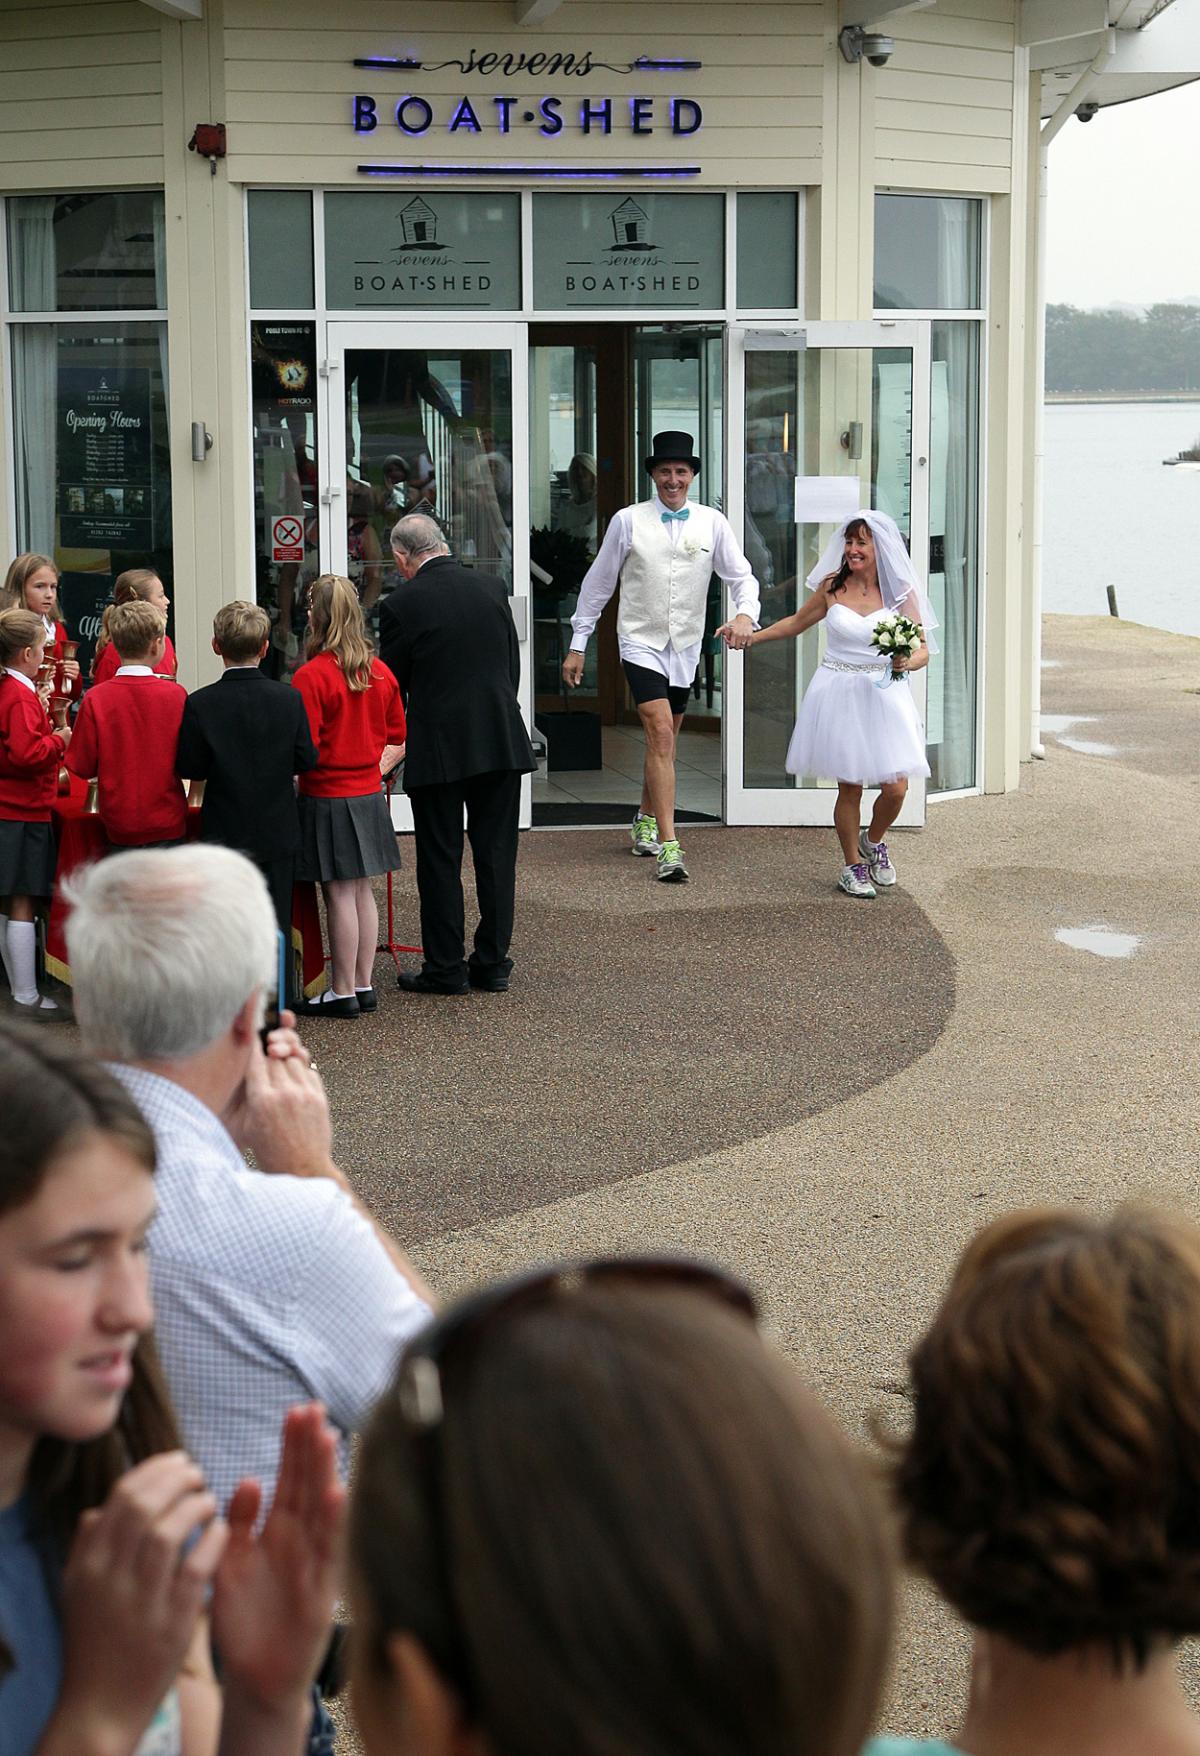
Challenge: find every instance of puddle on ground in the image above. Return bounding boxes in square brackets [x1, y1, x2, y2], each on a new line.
[1040, 712, 1095, 733]
[1055, 926, 1141, 959]
[1041, 658, 1064, 669]
[1057, 736, 1120, 757]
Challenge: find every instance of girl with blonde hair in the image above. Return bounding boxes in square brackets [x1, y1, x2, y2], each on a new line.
[292, 574, 405, 1018]
[1, 554, 82, 702]
[92, 568, 177, 682]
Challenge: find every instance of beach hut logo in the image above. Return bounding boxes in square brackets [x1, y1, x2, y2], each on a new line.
[608, 197, 654, 250]
[395, 196, 446, 252]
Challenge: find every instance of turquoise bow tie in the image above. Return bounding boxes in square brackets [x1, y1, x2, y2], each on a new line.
[661, 507, 690, 523]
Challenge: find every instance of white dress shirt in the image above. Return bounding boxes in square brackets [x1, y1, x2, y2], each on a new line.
[569, 495, 761, 687]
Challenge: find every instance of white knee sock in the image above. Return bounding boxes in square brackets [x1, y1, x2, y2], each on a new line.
[8, 919, 39, 1005]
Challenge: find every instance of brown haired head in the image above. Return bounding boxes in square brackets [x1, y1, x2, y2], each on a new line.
[108, 599, 166, 663]
[1, 553, 61, 624]
[894, 1206, 1200, 1668]
[0, 607, 47, 669]
[351, 1278, 893, 1756]
[212, 600, 270, 664]
[92, 570, 165, 671]
[306, 574, 373, 691]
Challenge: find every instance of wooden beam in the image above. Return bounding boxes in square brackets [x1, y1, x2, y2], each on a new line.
[514, 0, 565, 23]
[840, 0, 935, 23]
[139, 0, 203, 17]
[1020, 0, 1107, 49]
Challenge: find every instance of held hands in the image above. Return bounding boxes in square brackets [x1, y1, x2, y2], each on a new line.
[716, 614, 755, 651]
[380, 741, 405, 776]
[562, 651, 585, 689]
[53, 1452, 227, 1755]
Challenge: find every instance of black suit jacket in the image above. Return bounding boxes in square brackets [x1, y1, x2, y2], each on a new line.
[378, 556, 536, 790]
[174, 667, 318, 860]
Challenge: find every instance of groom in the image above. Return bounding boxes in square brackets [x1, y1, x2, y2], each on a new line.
[562, 430, 760, 883]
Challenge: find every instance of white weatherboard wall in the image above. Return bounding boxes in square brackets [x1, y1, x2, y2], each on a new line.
[0, 0, 1037, 789]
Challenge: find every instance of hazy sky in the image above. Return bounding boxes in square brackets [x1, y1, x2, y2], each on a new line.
[1045, 76, 1200, 308]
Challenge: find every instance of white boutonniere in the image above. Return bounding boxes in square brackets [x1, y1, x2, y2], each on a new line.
[681, 536, 710, 558]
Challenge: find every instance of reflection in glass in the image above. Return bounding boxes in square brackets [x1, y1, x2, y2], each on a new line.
[736, 192, 799, 310]
[874, 194, 981, 312]
[7, 192, 166, 312]
[926, 321, 980, 790]
[248, 191, 315, 311]
[11, 321, 173, 674]
[530, 342, 598, 702]
[251, 321, 320, 678]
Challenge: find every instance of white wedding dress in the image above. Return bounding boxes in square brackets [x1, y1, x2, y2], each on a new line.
[785, 601, 931, 784]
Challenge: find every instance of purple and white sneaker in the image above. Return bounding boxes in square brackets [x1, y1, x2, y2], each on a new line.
[858, 829, 897, 887]
[838, 862, 876, 899]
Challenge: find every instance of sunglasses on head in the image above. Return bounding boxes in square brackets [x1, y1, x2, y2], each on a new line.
[388, 1255, 759, 1707]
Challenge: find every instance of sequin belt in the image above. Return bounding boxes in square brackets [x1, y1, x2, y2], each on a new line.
[820, 656, 889, 674]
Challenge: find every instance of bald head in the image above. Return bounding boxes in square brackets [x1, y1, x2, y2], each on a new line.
[390, 514, 449, 574]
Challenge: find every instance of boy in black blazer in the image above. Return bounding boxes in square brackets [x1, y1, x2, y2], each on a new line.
[175, 601, 318, 998]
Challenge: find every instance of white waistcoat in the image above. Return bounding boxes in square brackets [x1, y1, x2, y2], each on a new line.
[618, 501, 716, 650]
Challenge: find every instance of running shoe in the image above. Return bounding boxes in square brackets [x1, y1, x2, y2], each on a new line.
[858, 829, 897, 887]
[656, 839, 689, 883]
[630, 811, 661, 856]
[838, 863, 876, 899]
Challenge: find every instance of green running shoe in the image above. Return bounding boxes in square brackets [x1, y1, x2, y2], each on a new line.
[630, 811, 661, 856]
[656, 839, 689, 883]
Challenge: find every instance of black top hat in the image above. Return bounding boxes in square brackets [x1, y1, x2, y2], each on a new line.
[644, 430, 701, 475]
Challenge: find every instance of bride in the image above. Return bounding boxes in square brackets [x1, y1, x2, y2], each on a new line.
[722, 510, 935, 898]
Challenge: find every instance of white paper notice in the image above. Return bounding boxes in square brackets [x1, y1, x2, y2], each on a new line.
[793, 476, 864, 524]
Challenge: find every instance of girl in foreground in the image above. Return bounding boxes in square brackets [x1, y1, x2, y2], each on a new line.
[870, 1206, 1200, 1756]
[292, 574, 405, 1018]
[722, 510, 934, 898]
[348, 1257, 894, 1756]
[0, 1025, 344, 1756]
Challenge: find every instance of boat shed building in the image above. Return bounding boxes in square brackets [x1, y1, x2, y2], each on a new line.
[0, 0, 1195, 830]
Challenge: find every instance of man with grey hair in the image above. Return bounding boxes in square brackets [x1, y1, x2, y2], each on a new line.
[379, 513, 535, 995]
[64, 844, 433, 1520]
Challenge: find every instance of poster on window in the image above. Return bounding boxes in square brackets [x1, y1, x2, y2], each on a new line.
[251, 321, 316, 411]
[57, 367, 154, 550]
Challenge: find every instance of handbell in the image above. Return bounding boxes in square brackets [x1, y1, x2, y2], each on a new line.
[57, 764, 71, 796]
[186, 777, 206, 809]
[50, 697, 69, 731]
[84, 778, 100, 815]
[62, 639, 79, 662]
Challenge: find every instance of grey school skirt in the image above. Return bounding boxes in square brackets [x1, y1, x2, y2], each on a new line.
[0, 819, 57, 897]
[295, 790, 401, 883]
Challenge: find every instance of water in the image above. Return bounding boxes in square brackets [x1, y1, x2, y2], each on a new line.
[1043, 400, 1200, 637]
[1054, 926, 1142, 960]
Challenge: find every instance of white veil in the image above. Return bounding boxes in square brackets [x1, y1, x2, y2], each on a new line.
[804, 509, 939, 653]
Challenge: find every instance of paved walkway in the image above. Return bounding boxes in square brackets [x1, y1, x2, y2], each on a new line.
[318, 612, 1200, 1740]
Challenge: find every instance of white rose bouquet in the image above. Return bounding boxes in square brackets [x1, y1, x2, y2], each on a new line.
[870, 612, 923, 688]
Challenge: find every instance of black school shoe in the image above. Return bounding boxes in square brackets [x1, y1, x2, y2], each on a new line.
[468, 968, 510, 992]
[397, 970, 469, 996]
[294, 992, 361, 1018]
[355, 987, 378, 1013]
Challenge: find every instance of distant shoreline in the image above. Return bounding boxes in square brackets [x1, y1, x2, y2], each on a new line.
[1046, 391, 1200, 405]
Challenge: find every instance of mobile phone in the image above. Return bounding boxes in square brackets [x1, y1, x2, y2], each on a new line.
[259, 928, 287, 1050]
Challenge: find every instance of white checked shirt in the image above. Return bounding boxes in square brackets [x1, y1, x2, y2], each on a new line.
[113, 1064, 432, 1514]
[569, 495, 761, 687]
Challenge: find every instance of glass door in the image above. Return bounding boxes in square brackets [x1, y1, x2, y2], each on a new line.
[725, 320, 931, 827]
[323, 321, 530, 831]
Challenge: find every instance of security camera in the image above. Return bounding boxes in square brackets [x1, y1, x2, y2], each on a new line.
[1075, 100, 1100, 123]
[838, 25, 895, 67]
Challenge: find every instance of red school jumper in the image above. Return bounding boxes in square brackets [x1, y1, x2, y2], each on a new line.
[92, 632, 178, 686]
[0, 674, 66, 821]
[65, 674, 188, 844]
[293, 652, 406, 798]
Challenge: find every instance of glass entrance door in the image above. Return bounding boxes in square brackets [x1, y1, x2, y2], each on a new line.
[725, 320, 931, 827]
[324, 321, 530, 831]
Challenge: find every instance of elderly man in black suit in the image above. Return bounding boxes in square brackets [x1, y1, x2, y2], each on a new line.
[379, 514, 536, 996]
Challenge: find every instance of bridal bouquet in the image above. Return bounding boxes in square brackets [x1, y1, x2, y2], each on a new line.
[870, 613, 923, 688]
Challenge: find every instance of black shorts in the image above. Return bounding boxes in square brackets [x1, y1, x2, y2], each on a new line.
[622, 661, 691, 716]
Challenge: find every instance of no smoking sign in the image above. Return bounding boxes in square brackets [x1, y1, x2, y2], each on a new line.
[271, 515, 304, 563]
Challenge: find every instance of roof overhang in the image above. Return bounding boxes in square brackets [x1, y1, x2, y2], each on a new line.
[138, 0, 203, 17]
[1021, 0, 1200, 121]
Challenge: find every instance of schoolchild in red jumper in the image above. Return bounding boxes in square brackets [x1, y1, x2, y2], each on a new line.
[1, 553, 83, 704]
[90, 567, 178, 683]
[292, 573, 405, 1018]
[65, 600, 187, 848]
[0, 607, 72, 1017]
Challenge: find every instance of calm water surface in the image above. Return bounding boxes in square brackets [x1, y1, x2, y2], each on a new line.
[1043, 400, 1200, 637]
